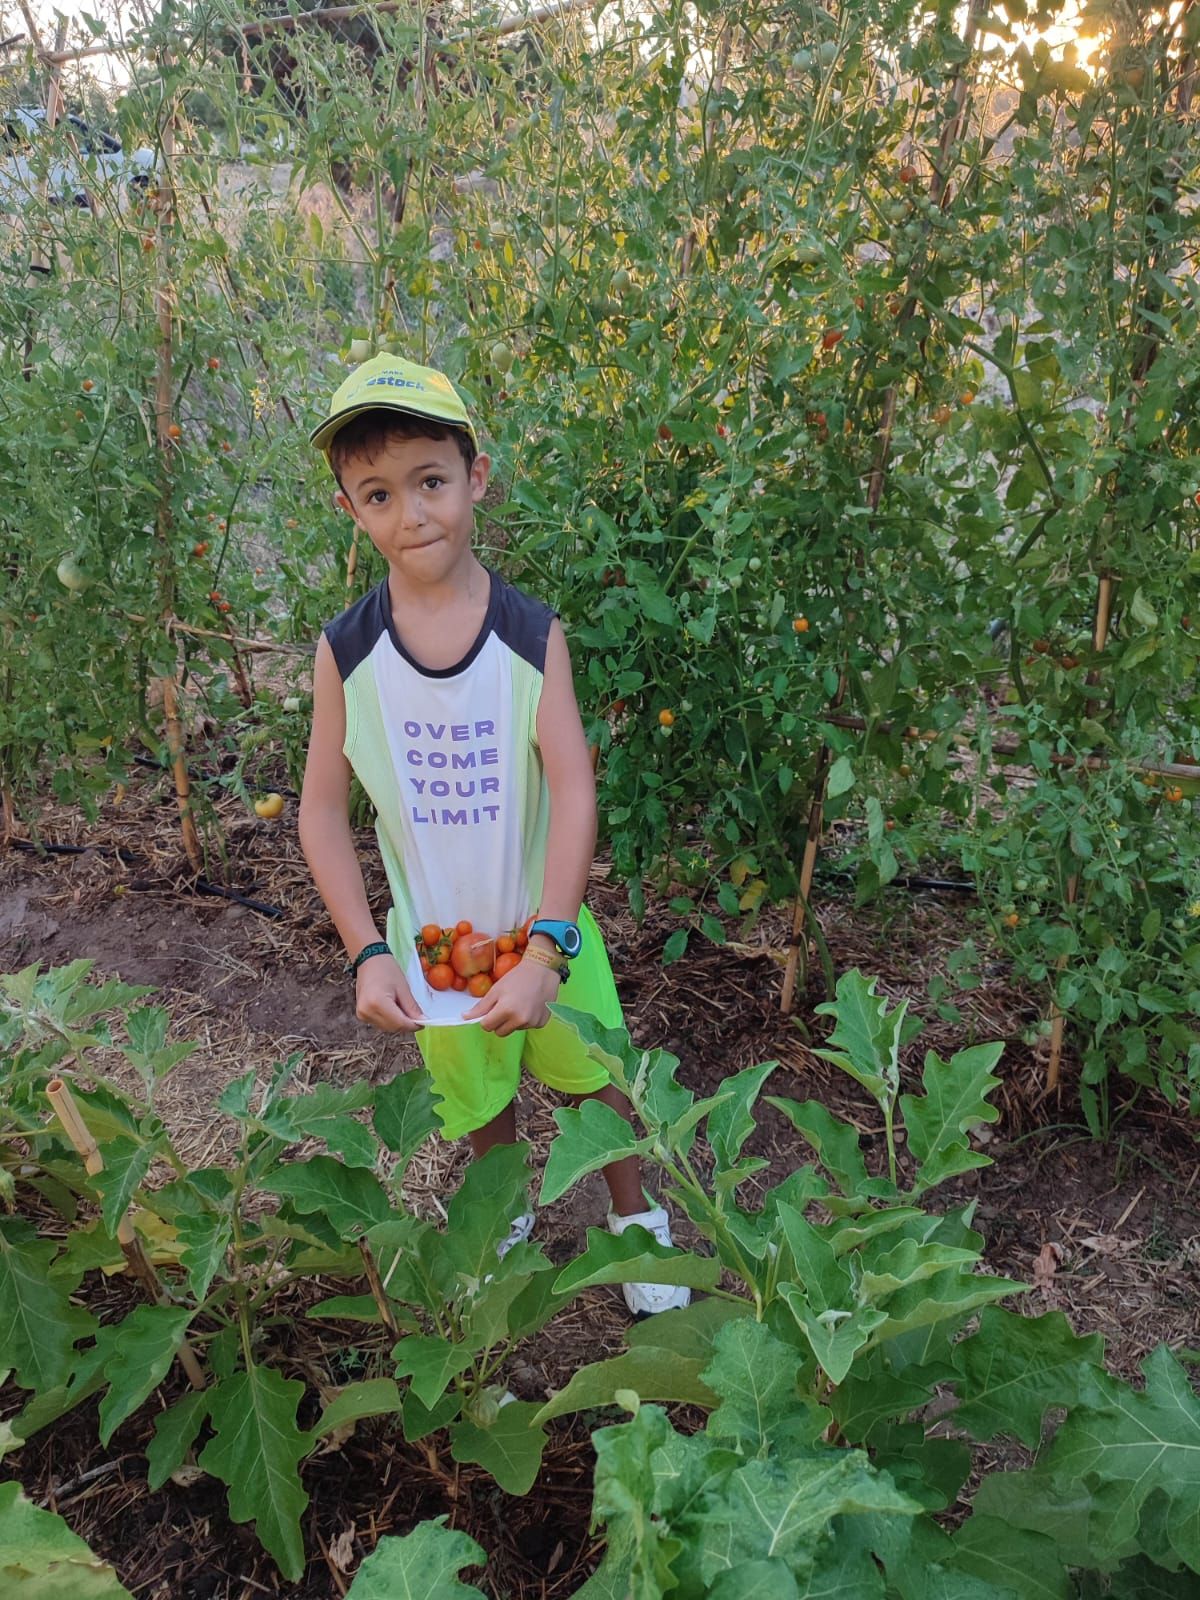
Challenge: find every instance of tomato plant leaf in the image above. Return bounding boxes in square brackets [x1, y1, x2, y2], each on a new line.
[198, 1364, 310, 1581]
[372, 1069, 441, 1169]
[343, 1515, 486, 1599]
[0, 1480, 133, 1597]
[552, 1226, 721, 1299]
[450, 1399, 547, 1494]
[535, 1348, 718, 1424]
[312, 1377, 402, 1441]
[540, 1100, 653, 1206]
[827, 756, 855, 797]
[953, 1308, 1106, 1449]
[0, 1218, 96, 1393]
[260, 1155, 392, 1239]
[146, 1388, 210, 1491]
[898, 1043, 1003, 1196]
[96, 1304, 195, 1445]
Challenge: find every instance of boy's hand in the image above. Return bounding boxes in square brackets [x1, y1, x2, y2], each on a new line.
[355, 955, 426, 1033]
[461, 957, 562, 1036]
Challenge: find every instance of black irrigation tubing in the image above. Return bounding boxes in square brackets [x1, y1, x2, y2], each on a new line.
[815, 866, 977, 895]
[8, 838, 142, 865]
[194, 879, 284, 918]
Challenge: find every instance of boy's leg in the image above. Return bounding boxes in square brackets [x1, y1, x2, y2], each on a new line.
[467, 1099, 518, 1159]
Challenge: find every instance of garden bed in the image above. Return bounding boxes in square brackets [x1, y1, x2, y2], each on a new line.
[2, 776, 1198, 1597]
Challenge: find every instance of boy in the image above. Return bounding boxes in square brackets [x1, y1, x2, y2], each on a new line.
[298, 353, 688, 1317]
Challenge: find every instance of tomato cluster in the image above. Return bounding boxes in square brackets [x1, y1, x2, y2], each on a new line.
[414, 918, 533, 997]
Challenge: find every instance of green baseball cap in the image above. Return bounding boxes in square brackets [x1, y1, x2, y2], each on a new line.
[309, 353, 478, 457]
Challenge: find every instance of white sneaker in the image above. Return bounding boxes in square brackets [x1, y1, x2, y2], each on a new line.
[497, 1212, 535, 1261]
[607, 1205, 692, 1319]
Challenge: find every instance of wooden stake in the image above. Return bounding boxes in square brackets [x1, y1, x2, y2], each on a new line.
[357, 1238, 400, 1339]
[346, 524, 360, 600]
[46, 1077, 205, 1391]
[150, 94, 202, 876]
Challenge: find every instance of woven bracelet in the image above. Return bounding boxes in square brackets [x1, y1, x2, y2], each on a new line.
[346, 940, 392, 975]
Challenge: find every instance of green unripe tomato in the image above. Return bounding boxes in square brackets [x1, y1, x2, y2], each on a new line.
[791, 48, 812, 70]
[611, 267, 632, 294]
[748, 556, 762, 572]
[56, 554, 91, 593]
[816, 40, 838, 65]
[490, 339, 515, 373]
[346, 337, 374, 364]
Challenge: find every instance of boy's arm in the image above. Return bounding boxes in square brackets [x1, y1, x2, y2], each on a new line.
[299, 635, 424, 1032]
[464, 618, 597, 1035]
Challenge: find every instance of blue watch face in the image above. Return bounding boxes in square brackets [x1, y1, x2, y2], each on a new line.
[532, 919, 583, 958]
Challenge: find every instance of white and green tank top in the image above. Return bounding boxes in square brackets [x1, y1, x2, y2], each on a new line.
[324, 569, 556, 1000]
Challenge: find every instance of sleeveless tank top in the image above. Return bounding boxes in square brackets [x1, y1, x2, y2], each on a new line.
[323, 569, 557, 975]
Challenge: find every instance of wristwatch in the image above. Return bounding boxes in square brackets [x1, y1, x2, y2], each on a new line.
[529, 918, 583, 959]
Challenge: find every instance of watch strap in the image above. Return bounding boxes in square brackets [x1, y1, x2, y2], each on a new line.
[529, 918, 583, 959]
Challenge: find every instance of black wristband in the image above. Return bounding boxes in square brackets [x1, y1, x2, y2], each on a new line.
[346, 940, 392, 975]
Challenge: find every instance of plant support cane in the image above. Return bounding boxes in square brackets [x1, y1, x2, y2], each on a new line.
[46, 1077, 205, 1391]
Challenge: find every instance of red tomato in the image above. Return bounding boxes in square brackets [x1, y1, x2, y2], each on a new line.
[427, 963, 454, 991]
[452, 975, 467, 991]
[467, 973, 492, 997]
[497, 933, 516, 954]
[456, 919, 473, 935]
[420, 923, 442, 948]
[493, 951, 522, 980]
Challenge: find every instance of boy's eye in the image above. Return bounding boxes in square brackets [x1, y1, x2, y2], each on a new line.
[421, 476, 444, 490]
[367, 490, 389, 504]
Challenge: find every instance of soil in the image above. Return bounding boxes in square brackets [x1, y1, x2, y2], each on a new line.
[2, 776, 1199, 1597]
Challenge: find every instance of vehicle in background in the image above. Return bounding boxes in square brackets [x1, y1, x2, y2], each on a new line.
[0, 105, 156, 212]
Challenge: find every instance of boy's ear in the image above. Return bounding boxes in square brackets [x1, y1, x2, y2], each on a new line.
[333, 490, 357, 518]
[469, 452, 491, 504]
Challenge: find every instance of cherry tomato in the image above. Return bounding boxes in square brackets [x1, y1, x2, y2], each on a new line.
[427, 963, 454, 990]
[455, 919, 473, 935]
[421, 923, 442, 948]
[497, 933, 516, 954]
[467, 973, 492, 997]
[493, 951, 522, 980]
[452, 975, 468, 991]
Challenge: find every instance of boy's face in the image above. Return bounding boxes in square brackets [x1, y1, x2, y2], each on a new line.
[335, 432, 490, 584]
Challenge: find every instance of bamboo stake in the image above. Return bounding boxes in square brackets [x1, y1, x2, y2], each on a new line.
[150, 91, 202, 876]
[46, 1078, 205, 1391]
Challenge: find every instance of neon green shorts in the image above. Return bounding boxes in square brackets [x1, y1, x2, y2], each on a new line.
[414, 904, 621, 1139]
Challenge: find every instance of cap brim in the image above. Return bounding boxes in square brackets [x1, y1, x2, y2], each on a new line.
[310, 400, 478, 454]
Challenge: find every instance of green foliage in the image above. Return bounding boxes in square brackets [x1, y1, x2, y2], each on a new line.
[343, 1516, 486, 1600]
[3, 0, 1198, 1106]
[549, 983, 1198, 1594]
[0, 1480, 133, 1597]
